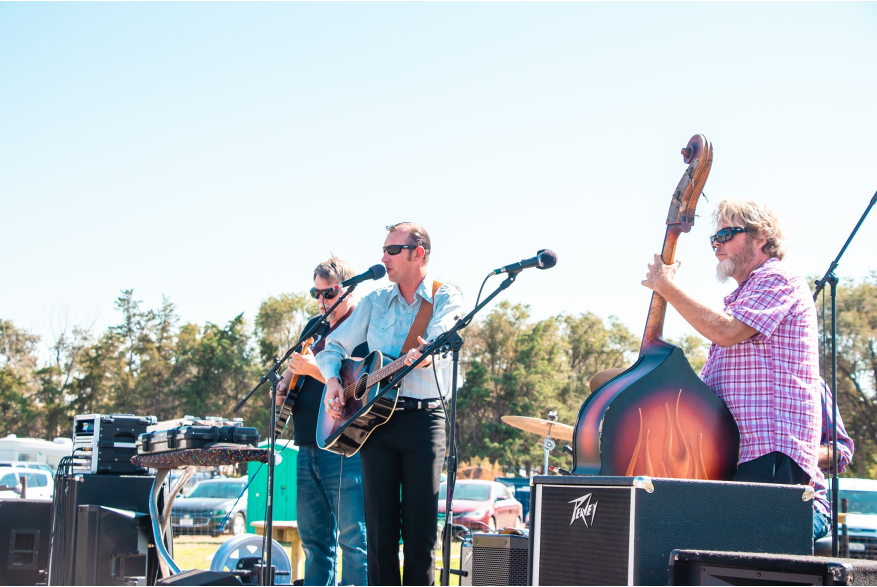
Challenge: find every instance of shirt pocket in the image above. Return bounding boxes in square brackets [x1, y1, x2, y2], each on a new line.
[368, 314, 397, 356]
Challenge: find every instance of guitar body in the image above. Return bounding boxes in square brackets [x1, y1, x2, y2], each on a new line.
[317, 350, 401, 457]
[572, 135, 740, 481]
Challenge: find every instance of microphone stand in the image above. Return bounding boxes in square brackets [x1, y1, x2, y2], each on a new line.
[374, 271, 521, 587]
[812, 190, 876, 557]
[231, 285, 358, 586]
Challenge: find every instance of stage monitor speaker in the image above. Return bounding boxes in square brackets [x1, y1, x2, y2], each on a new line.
[155, 569, 243, 585]
[669, 549, 877, 586]
[529, 476, 814, 586]
[471, 533, 529, 586]
[49, 473, 157, 586]
[73, 505, 151, 585]
[0, 499, 52, 586]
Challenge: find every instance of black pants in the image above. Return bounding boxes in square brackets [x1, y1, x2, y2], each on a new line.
[360, 406, 447, 586]
[733, 451, 811, 485]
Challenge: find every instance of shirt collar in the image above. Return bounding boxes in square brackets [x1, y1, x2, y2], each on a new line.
[391, 273, 435, 306]
[725, 257, 779, 304]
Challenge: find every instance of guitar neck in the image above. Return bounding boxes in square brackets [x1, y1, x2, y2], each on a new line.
[343, 351, 419, 399]
[642, 226, 681, 348]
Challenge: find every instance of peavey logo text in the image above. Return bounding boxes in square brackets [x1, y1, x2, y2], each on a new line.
[569, 493, 598, 527]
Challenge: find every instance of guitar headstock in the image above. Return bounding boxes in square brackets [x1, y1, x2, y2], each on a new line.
[666, 134, 713, 233]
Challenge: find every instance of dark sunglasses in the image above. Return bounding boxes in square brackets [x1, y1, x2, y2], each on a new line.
[310, 287, 341, 300]
[382, 244, 418, 256]
[710, 227, 748, 249]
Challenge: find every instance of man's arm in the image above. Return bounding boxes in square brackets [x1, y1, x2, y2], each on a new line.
[642, 254, 757, 348]
[317, 296, 373, 418]
[316, 296, 373, 383]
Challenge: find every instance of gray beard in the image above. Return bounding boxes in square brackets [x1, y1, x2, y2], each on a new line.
[716, 258, 736, 283]
[716, 244, 756, 283]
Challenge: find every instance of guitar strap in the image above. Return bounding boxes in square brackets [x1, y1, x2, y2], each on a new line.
[400, 279, 443, 354]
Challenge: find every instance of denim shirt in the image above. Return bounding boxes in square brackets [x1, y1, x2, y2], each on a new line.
[316, 274, 463, 400]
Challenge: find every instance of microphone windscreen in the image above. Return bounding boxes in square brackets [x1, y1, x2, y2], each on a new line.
[370, 264, 387, 280]
[537, 249, 558, 269]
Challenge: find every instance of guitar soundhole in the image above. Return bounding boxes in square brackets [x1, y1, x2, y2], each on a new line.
[353, 374, 368, 401]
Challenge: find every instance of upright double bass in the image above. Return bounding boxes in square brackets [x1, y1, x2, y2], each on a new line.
[572, 135, 739, 480]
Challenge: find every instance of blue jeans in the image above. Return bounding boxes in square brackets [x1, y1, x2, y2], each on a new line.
[814, 509, 830, 541]
[296, 446, 367, 586]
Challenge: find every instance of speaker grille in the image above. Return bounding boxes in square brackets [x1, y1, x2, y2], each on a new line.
[472, 535, 529, 586]
[535, 484, 632, 585]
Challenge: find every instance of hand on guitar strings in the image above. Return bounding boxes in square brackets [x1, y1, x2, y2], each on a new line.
[641, 253, 682, 296]
[405, 336, 433, 369]
[324, 378, 345, 419]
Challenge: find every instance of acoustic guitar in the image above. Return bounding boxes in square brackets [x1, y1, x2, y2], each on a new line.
[572, 135, 740, 480]
[316, 341, 434, 457]
[274, 337, 314, 438]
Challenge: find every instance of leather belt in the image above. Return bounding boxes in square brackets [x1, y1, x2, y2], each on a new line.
[394, 398, 442, 411]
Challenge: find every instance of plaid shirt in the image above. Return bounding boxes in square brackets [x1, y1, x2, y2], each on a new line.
[701, 258, 822, 493]
[813, 382, 855, 516]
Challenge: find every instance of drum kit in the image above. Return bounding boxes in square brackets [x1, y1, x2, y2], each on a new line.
[501, 411, 574, 475]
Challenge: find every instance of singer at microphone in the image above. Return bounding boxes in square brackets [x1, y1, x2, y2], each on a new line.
[315, 222, 464, 586]
[324, 264, 387, 293]
[492, 249, 558, 276]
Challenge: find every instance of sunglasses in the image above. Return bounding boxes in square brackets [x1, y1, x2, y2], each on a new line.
[310, 286, 341, 300]
[382, 244, 418, 255]
[710, 227, 748, 249]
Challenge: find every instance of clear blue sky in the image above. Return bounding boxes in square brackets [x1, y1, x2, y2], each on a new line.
[2, 2, 875, 355]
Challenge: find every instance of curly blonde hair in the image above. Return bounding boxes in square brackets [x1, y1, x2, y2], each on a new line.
[713, 199, 787, 260]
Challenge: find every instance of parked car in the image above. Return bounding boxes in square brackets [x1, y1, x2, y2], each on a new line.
[169, 469, 226, 496]
[816, 478, 877, 559]
[171, 477, 248, 537]
[438, 480, 524, 533]
[0, 461, 55, 477]
[496, 477, 531, 524]
[0, 466, 54, 500]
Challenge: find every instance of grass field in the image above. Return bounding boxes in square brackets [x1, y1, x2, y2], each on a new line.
[172, 534, 463, 585]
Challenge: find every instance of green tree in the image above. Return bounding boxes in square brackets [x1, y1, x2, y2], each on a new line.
[173, 315, 266, 437]
[254, 293, 319, 365]
[133, 296, 180, 421]
[815, 274, 877, 477]
[668, 333, 710, 375]
[0, 320, 40, 436]
[455, 303, 639, 476]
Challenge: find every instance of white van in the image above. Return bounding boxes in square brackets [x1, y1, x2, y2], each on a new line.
[0, 466, 54, 500]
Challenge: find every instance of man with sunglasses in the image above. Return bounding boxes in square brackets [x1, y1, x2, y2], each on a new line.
[642, 198, 834, 541]
[276, 256, 368, 586]
[316, 222, 463, 586]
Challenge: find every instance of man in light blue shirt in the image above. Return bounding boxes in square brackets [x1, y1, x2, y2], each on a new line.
[317, 222, 462, 586]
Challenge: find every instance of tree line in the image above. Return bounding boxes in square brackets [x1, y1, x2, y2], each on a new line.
[2, 275, 875, 477]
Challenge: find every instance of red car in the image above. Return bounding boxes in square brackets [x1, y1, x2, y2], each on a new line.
[438, 480, 524, 532]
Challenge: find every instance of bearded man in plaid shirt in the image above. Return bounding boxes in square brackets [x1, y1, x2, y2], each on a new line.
[642, 198, 846, 541]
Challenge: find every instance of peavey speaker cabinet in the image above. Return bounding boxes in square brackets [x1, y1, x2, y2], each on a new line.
[529, 475, 814, 586]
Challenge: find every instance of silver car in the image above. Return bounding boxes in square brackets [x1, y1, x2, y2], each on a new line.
[816, 478, 877, 559]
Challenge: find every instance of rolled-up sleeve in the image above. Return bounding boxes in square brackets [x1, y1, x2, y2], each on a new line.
[316, 296, 373, 382]
[727, 273, 796, 340]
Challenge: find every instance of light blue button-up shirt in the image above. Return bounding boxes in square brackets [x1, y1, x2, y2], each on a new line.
[316, 274, 463, 400]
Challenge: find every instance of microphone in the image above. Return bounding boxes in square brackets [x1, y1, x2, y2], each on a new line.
[325, 264, 387, 293]
[491, 249, 558, 276]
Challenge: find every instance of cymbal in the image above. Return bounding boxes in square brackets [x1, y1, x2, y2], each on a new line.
[501, 416, 574, 442]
